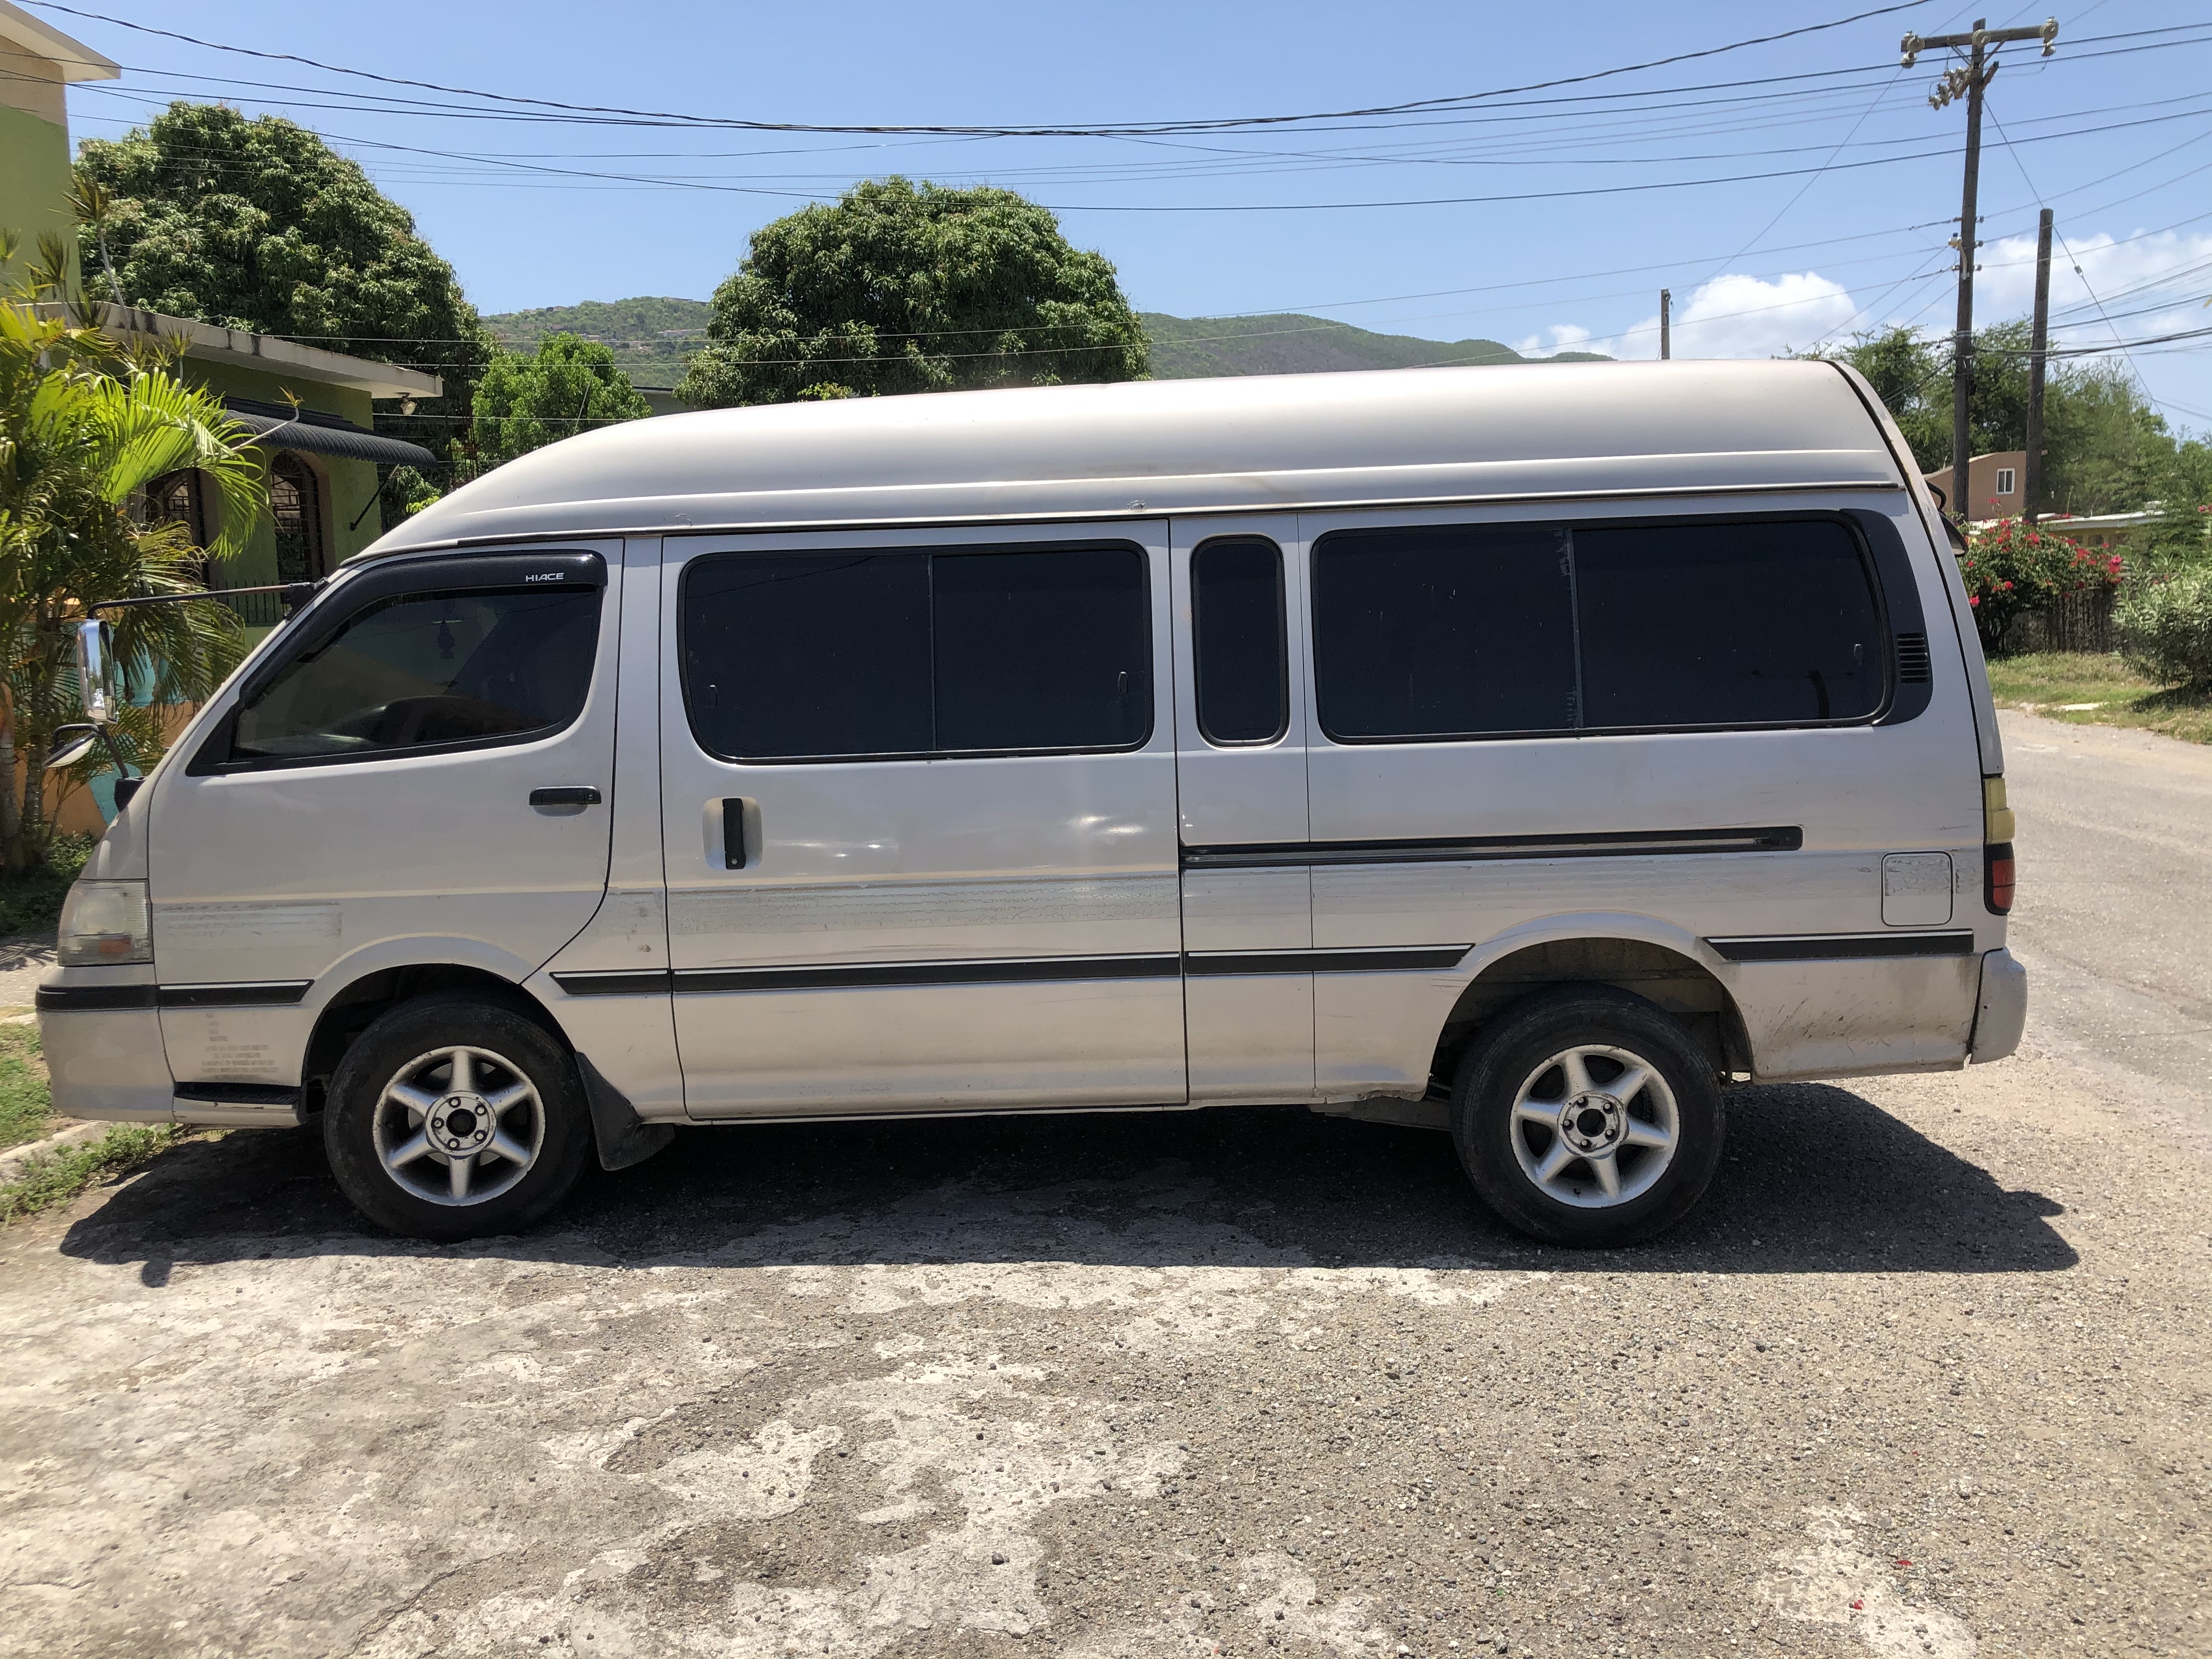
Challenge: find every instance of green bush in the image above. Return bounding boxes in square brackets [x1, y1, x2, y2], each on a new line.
[0, 833, 92, 939]
[2118, 566, 2212, 687]
[1959, 518, 2124, 654]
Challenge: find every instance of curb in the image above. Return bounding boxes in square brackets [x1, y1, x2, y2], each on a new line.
[0, 1121, 107, 1186]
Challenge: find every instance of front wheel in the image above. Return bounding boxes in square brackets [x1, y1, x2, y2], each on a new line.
[324, 993, 591, 1241]
[1451, 985, 1724, 1247]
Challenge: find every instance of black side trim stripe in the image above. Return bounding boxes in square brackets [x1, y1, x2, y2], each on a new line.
[551, 969, 675, 997]
[680, 956, 1182, 993]
[174, 1081, 302, 1106]
[36, 983, 157, 1011]
[1184, 825, 1802, 870]
[158, 981, 313, 1009]
[554, 947, 1473, 996]
[1708, 931, 1977, 963]
[1186, 947, 1469, 975]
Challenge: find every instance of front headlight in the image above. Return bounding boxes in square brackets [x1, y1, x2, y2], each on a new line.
[57, 880, 152, 966]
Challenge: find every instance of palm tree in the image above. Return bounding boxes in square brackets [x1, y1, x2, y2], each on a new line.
[0, 234, 263, 870]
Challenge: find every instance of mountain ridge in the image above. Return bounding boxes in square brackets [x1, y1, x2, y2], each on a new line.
[478, 297, 1612, 390]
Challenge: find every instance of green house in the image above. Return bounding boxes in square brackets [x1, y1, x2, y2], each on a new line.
[5, 2, 441, 603]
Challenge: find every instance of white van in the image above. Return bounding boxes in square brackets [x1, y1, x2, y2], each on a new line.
[38, 361, 2024, 1246]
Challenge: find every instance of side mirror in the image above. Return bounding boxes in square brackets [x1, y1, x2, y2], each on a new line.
[75, 618, 116, 723]
[46, 724, 103, 770]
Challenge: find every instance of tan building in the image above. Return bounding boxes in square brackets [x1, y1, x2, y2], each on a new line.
[1922, 450, 2027, 522]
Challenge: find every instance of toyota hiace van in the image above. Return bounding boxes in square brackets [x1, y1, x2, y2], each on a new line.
[39, 361, 2025, 1245]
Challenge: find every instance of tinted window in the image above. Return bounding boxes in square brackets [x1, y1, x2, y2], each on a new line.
[1575, 520, 1882, 727]
[1313, 524, 1577, 740]
[1193, 537, 1288, 744]
[685, 553, 931, 761]
[683, 544, 1151, 761]
[232, 586, 600, 762]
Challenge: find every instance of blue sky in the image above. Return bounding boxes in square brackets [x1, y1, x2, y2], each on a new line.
[43, 0, 2212, 430]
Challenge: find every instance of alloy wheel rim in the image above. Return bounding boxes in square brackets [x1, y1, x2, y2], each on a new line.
[370, 1044, 544, 1207]
[1508, 1042, 1679, 1210]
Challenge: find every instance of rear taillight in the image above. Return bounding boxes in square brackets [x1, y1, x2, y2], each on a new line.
[1985, 843, 2016, 914]
[1983, 776, 2016, 915]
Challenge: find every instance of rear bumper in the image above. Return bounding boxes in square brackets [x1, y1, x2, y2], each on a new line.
[1969, 946, 2028, 1064]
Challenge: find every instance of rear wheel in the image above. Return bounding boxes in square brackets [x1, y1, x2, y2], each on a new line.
[324, 994, 591, 1240]
[1451, 985, 1724, 1246]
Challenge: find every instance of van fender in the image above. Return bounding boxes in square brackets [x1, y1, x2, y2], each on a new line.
[1324, 911, 1743, 1102]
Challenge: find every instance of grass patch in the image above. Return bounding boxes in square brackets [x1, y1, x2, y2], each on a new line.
[0, 1025, 51, 1150]
[1985, 652, 2212, 744]
[0, 834, 94, 940]
[0, 1124, 185, 1224]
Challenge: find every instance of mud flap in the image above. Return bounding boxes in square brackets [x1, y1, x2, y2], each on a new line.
[577, 1052, 676, 1171]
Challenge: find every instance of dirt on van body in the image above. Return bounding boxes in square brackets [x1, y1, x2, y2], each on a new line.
[0, 1026, 2204, 1659]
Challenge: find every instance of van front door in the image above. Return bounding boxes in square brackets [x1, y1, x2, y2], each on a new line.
[146, 545, 623, 1088]
[661, 522, 1184, 1118]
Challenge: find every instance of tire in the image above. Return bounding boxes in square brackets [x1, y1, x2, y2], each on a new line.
[1450, 984, 1724, 1248]
[323, 992, 592, 1242]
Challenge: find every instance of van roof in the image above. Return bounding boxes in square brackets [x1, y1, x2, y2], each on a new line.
[365, 358, 1901, 556]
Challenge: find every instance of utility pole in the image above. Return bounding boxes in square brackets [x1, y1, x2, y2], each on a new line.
[1659, 289, 1671, 360]
[2024, 207, 2053, 524]
[1903, 17, 2058, 501]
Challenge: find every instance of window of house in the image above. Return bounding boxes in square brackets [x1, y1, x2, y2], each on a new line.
[270, 454, 327, 582]
[1192, 537, 1289, 744]
[229, 586, 601, 763]
[1312, 515, 1885, 741]
[142, 469, 208, 549]
[682, 543, 1152, 762]
[1995, 467, 2016, 497]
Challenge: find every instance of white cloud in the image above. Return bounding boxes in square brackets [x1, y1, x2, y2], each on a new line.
[1973, 229, 2212, 366]
[1511, 321, 1595, 356]
[1525, 270, 1861, 362]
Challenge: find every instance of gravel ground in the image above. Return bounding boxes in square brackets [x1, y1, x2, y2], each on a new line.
[2, 712, 2207, 1659]
[0, 1029, 2204, 1659]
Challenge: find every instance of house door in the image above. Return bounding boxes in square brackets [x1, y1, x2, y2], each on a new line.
[659, 521, 1186, 1118]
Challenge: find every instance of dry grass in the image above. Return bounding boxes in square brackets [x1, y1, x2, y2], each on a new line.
[1985, 651, 2212, 744]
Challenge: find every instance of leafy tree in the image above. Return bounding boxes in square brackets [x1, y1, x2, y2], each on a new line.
[471, 333, 653, 467]
[678, 178, 1148, 408]
[1810, 324, 2210, 517]
[0, 245, 256, 869]
[72, 103, 493, 458]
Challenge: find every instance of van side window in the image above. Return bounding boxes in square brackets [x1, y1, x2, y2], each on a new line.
[1312, 524, 1577, 740]
[1312, 514, 1887, 741]
[1574, 520, 1882, 727]
[1192, 537, 1288, 745]
[229, 586, 601, 763]
[683, 543, 1151, 762]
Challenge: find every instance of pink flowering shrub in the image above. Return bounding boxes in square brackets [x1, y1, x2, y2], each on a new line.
[1958, 518, 2122, 654]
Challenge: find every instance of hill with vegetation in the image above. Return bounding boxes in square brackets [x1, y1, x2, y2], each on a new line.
[482, 297, 709, 389]
[479, 299, 1610, 391]
[1141, 312, 1610, 377]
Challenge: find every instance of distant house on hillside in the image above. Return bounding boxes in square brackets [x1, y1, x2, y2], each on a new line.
[1922, 450, 2026, 523]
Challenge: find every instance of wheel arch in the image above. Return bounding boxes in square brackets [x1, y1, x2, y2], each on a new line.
[301, 960, 566, 1116]
[1428, 917, 1751, 1091]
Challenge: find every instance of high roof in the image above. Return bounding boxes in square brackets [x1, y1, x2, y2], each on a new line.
[368, 358, 1903, 557]
[0, 0, 118, 82]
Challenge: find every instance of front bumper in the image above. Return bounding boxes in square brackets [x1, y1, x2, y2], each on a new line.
[36, 990, 172, 1122]
[1968, 947, 2028, 1064]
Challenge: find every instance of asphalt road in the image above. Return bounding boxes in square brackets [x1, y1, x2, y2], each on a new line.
[0, 710, 2206, 1659]
[1997, 708, 2212, 1119]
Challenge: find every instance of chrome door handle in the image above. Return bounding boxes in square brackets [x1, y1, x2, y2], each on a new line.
[529, 786, 602, 807]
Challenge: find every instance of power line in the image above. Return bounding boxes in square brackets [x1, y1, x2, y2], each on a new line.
[24, 0, 1936, 138]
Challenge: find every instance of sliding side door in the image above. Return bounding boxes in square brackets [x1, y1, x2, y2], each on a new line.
[659, 521, 1186, 1118]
